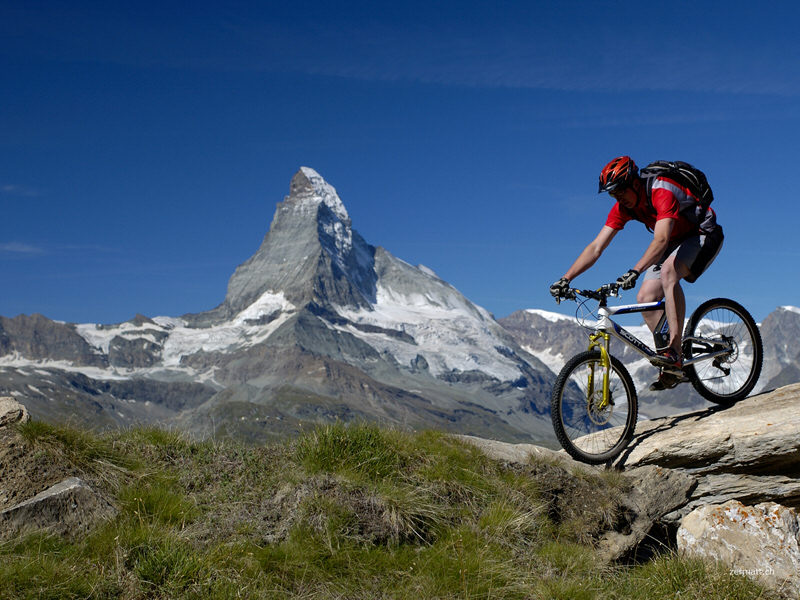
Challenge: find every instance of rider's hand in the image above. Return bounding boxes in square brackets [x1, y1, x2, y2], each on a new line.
[616, 269, 640, 290]
[549, 277, 571, 299]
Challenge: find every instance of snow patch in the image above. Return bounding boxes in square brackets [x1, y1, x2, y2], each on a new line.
[18, 290, 297, 383]
[336, 283, 521, 381]
[233, 290, 294, 325]
[75, 320, 169, 354]
[417, 264, 439, 279]
[160, 291, 295, 367]
[524, 309, 574, 323]
[300, 166, 350, 223]
[523, 345, 564, 375]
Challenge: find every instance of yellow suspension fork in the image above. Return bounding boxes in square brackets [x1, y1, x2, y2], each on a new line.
[587, 332, 612, 409]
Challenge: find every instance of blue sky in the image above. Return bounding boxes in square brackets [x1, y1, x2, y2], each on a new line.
[2, 0, 798, 324]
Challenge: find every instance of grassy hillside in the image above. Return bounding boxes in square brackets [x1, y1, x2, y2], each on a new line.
[0, 420, 772, 599]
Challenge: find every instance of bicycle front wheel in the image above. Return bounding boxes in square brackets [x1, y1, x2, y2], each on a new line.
[551, 350, 638, 465]
[684, 298, 763, 405]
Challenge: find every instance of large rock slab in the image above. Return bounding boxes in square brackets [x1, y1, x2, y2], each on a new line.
[0, 396, 29, 427]
[617, 384, 800, 473]
[612, 383, 800, 521]
[0, 477, 116, 539]
[678, 500, 800, 598]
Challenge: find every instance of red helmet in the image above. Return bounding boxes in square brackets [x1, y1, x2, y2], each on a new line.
[599, 156, 638, 193]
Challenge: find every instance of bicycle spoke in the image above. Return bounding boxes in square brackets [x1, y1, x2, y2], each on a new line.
[685, 300, 762, 404]
[692, 308, 753, 395]
[557, 357, 633, 458]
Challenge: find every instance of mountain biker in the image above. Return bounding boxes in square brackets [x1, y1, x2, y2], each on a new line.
[549, 156, 724, 389]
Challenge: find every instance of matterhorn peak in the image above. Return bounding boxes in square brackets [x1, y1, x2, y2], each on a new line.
[193, 167, 377, 323]
[289, 167, 350, 224]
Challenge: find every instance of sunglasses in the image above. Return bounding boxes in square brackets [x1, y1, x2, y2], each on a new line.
[609, 186, 630, 199]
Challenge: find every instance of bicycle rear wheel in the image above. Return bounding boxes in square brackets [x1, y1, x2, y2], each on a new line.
[551, 350, 638, 465]
[684, 298, 763, 405]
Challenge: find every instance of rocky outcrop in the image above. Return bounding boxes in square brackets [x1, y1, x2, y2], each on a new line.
[678, 500, 800, 598]
[0, 314, 107, 367]
[0, 477, 116, 540]
[0, 401, 116, 539]
[0, 395, 29, 427]
[614, 383, 800, 521]
[462, 382, 800, 577]
[597, 466, 695, 562]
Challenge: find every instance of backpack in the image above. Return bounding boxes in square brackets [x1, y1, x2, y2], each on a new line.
[640, 160, 714, 210]
[635, 160, 717, 233]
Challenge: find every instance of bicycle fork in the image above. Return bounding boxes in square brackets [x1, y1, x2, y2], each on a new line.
[587, 332, 612, 409]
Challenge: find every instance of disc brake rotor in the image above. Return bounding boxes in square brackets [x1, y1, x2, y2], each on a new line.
[587, 390, 613, 426]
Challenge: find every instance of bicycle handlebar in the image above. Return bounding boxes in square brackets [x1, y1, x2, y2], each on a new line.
[554, 282, 620, 305]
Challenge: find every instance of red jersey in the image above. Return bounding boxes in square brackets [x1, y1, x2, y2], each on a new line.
[605, 177, 705, 240]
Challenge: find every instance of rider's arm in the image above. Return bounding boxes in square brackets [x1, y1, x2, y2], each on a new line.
[632, 218, 674, 274]
[563, 226, 618, 280]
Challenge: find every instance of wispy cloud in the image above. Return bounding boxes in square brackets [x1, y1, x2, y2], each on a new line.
[6, 4, 800, 97]
[1, 184, 42, 198]
[0, 242, 45, 255]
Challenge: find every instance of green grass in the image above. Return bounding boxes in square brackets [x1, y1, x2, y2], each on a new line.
[0, 420, 774, 599]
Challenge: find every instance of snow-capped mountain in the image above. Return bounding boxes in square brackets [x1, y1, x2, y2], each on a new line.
[0, 168, 553, 443]
[759, 306, 800, 390]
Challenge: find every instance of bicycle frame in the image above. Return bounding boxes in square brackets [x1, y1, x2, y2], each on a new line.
[589, 298, 734, 368]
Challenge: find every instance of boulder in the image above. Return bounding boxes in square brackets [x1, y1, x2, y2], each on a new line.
[678, 500, 800, 598]
[0, 396, 29, 427]
[0, 476, 116, 540]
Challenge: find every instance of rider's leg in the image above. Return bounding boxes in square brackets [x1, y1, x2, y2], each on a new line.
[637, 278, 665, 333]
[659, 254, 691, 356]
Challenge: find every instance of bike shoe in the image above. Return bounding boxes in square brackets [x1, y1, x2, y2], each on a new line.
[649, 370, 685, 391]
[649, 347, 683, 370]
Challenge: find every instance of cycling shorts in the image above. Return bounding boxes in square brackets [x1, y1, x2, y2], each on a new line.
[642, 226, 724, 284]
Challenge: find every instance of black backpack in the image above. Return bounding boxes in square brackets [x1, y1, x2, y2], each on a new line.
[639, 160, 714, 210]
[626, 160, 717, 233]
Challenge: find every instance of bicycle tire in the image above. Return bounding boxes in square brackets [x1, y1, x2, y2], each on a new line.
[684, 298, 763, 405]
[551, 350, 638, 465]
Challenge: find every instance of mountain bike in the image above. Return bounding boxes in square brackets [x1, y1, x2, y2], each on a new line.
[550, 283, 763, 465]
